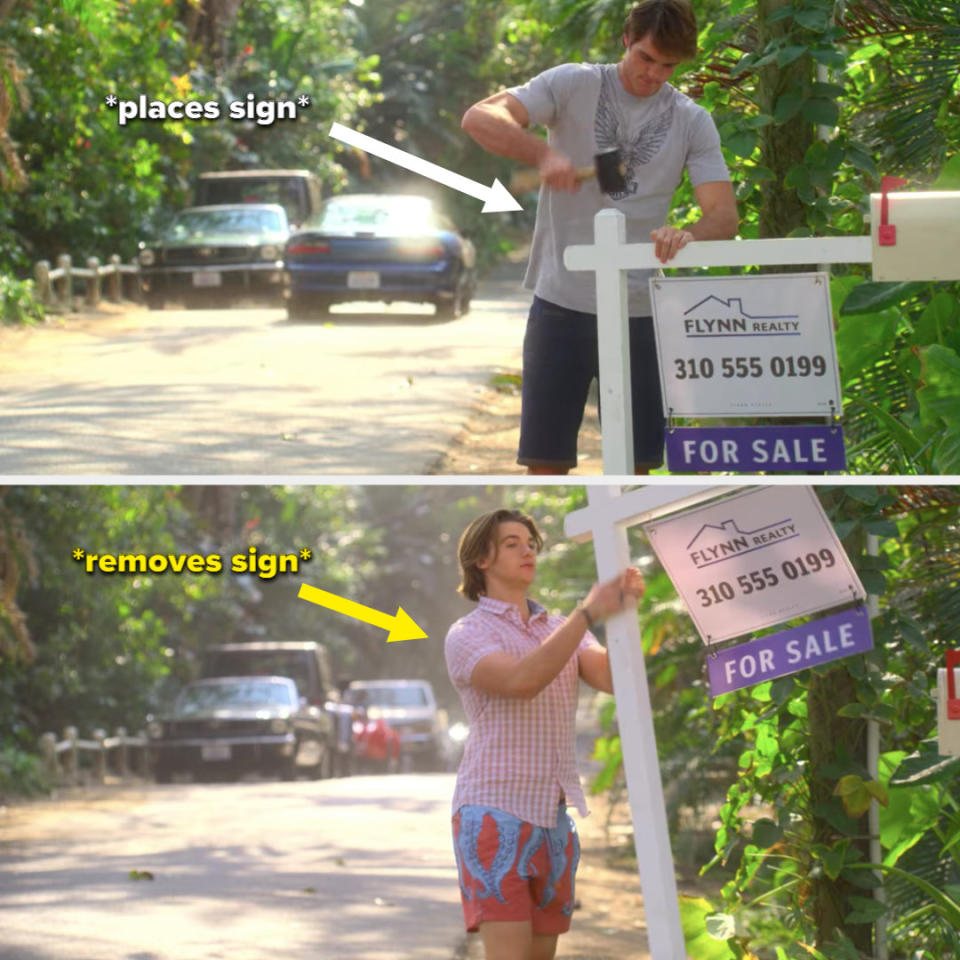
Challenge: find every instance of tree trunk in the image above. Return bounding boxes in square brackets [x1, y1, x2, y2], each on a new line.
[806, 667, 873, 953]
[804, 500, 874, 954]
[755, 0, 815, 250]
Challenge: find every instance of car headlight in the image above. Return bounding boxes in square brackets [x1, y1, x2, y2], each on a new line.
[269, 717, 291, 734]
[139, 248, 156, 266]
[260, 244, 279, 261]
[448, 722, 469, 743]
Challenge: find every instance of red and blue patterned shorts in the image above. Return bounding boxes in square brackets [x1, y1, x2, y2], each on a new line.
[451, 803, 580, 934]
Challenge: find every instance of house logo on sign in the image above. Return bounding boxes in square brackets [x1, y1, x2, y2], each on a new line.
[686, 517, 799, 569]
[681, 295, 801, 337]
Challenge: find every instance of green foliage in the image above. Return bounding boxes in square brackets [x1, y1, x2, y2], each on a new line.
[834, 279, 960, 474]
[693, 487, 960, 957]
[2, 0, 370, 274]
[0, 274, 44, 325]
[553, 484, 960, 957]
[3, 2, 185, 268]
[0, 745, 50, 797]
[679, 895, 737, 960]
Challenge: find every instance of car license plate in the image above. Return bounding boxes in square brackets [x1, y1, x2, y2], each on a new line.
[201, 744, 231, 761]
[193, 271, 222, 288]
[347, 270, 380, 290]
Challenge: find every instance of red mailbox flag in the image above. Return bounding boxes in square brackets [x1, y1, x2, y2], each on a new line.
[947, 650, 960, 720]
[878, 175, 909, 246]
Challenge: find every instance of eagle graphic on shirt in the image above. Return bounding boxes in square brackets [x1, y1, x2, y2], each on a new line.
[595, 68, 674, 200]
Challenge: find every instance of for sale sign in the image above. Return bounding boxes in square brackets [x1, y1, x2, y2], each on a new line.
[665, 425, 847, 472]
[642, 486, 865, 644]
[649, 273, 842, 418]
[707, 607, 874, 696]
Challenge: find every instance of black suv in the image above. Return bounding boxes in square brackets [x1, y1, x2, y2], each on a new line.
[200, 642, 342, 777]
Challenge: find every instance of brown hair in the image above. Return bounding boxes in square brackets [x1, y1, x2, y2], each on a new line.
[457, 509, 543, 602]
[623, 0, 698, 60]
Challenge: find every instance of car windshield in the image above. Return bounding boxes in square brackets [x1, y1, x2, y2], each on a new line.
[171, 208, 283, 236]
[204, 652, 308, 693]
[176, 681, 295, 712]
[199, 178, 309, 225]
[348, 685, 428, 707]
[313, 196, 437, 233]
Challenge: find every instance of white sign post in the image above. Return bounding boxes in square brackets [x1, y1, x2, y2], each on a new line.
[559, 210, 635, 474]
[566, 484, 884, 959]
[565, 483, 737, 960]
[563, 200, 960, 474]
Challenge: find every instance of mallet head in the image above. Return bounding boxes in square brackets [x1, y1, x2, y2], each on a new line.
[594, 148, 627, 195]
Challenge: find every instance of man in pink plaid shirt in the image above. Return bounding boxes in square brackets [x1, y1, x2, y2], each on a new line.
[445, 507, 644, 960]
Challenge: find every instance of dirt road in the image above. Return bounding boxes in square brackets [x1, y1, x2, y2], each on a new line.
[0, 772, 654, 960]
[0, 270, 534, 477]
[0, 773, 466, 960]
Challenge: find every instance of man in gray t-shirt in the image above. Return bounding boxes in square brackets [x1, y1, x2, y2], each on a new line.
[462, 0, 737, 476]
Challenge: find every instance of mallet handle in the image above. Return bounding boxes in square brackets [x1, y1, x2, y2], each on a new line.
[509, 166, 597, 193]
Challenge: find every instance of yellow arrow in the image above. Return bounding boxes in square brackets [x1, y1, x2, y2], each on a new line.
[297, 584, 428, 643]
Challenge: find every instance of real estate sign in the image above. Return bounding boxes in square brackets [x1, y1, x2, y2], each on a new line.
[643, 486, 865, 644]
[650, 273, 842, 418]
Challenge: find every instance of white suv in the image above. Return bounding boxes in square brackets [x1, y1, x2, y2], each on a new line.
[344, 679, 449, 771]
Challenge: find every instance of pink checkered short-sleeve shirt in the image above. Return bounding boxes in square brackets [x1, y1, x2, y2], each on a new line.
[444, 595, 603, 828]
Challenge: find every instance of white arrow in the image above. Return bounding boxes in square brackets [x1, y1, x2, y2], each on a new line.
[329, 122, 522, 214]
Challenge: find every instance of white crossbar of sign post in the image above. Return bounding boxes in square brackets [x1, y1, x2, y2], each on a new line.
[563, 209, 873, 475]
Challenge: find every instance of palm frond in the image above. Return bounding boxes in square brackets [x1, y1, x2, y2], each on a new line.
[843, 353, 922, 474]
[886, 829, 960, 952]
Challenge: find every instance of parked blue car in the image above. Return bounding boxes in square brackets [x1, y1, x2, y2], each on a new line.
[283, 194, 477, 320]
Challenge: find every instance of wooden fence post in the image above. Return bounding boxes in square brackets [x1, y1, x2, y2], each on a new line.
[93, 729, 107, 783]
[54, 254, 71, 309]
[136, 731, 150, 776]
[35, 260, 52, 306]
[64, 726, 79, 784]
[116, 726, 128, 777]
[85, 257, 100, 307]
[40, 732, 59, 781]
[106, 255, 121, 302]
[131, 262, 144, 302]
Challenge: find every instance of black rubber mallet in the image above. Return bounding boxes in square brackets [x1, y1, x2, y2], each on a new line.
[509, 148, 627, 195]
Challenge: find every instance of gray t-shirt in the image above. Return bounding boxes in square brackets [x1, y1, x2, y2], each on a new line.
[508, 63, 730, 316]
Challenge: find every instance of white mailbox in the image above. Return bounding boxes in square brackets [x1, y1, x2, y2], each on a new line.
[936, 651, 960, 758]
[870, 190, 960, 281]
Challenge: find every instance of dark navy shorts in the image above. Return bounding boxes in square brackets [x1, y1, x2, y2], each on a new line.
[518, 296, 665, 471]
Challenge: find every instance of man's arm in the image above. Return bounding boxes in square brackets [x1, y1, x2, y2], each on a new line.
[578, 645, 613, 695]
[470, 569, 644, 700]
[470, 610, 594, 701]
[461, 91, 580, 193]
[687, 180, 739, 240]
[650, 180, 738, 263]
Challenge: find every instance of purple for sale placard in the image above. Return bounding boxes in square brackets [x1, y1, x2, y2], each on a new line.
[666, 425, 846, 473]
[708, 606, 873, 697]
